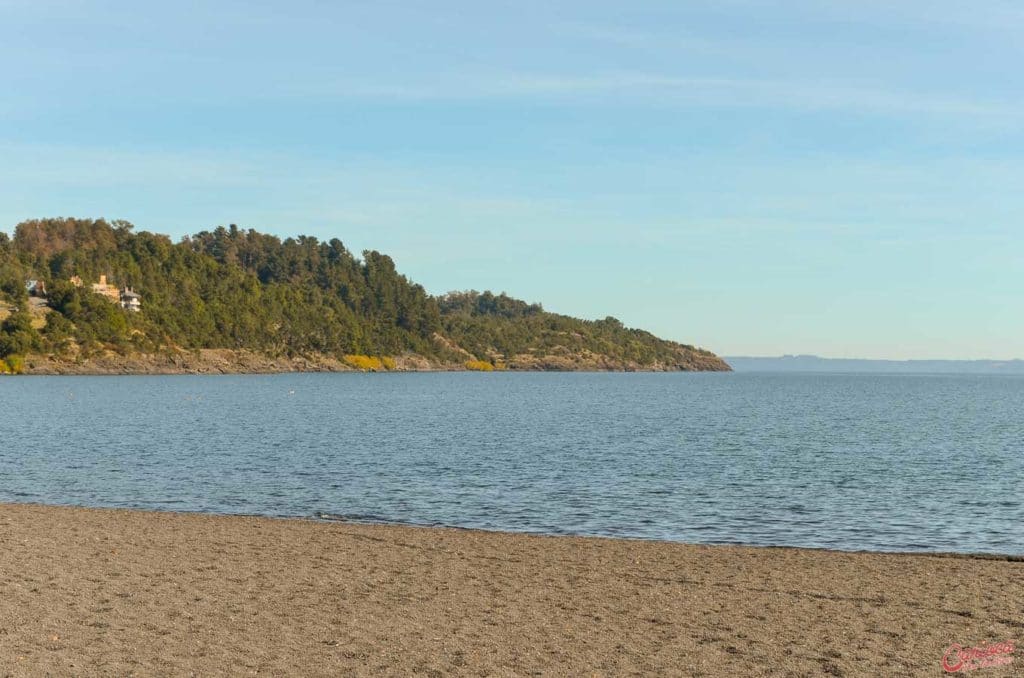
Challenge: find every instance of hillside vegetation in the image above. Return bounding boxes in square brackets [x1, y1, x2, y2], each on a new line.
[0, 218, 729, 373]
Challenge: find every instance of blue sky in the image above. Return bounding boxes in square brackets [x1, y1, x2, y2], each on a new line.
[2, 1, 1021, 359]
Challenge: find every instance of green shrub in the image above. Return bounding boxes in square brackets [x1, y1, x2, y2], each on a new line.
[5, 354, 25, 374]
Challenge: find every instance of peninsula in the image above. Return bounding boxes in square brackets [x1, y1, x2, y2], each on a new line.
[0, 218, 729, 375]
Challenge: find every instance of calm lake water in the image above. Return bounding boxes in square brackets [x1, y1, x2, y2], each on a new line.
[1, 372, 1022, 554]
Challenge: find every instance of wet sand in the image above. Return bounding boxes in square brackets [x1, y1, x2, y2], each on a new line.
[0, 503, 1019, 676]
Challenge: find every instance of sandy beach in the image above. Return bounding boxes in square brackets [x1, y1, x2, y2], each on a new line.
[0, 503, 1019, 676]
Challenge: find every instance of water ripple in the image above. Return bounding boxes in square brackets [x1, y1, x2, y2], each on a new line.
[1, 372, 1022, 554]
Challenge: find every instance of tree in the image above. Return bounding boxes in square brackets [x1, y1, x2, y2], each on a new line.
[0, 217, 725, 371]
[0, 307, 39, 357]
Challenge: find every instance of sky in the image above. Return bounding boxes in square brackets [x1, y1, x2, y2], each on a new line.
[1, 1, 1022, 359]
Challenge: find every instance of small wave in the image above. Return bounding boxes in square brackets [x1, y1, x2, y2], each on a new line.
[314, 511, 444, 527]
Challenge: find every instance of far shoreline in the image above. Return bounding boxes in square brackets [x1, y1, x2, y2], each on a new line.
[6, 368, 735, 376]
[11, 347, 733, 376]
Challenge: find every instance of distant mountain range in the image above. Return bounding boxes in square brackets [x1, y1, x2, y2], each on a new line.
[725, 355, 1024, 374]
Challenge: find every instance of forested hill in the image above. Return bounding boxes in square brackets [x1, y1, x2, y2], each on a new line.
[0, 218, 730, 374]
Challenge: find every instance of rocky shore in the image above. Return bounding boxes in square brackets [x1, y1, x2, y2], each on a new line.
[20, 347, 731, 375]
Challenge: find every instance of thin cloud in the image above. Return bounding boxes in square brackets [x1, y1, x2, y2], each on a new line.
[0, 144, 268, 187]
[301, 72, 1019, 120]
[800, 0, 1024, 33]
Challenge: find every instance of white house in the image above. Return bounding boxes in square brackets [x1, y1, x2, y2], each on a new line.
[120, 287, 142, 312]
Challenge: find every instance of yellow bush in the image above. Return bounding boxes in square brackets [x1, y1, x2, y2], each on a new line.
[465, 360, 494, 372]
[343, 354, 393, 371]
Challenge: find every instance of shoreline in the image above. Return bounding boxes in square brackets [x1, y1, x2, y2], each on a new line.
[13, 347, 732, 376]
[11, 500, 1024, 560]
[2, 503, 1020, 675]
[8, 369, 735, 376]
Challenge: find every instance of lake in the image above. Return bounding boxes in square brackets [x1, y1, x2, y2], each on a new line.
[1, 372, 1021, 554]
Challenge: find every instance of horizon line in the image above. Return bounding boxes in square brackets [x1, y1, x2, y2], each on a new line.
[726, 355, 1024, 363]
